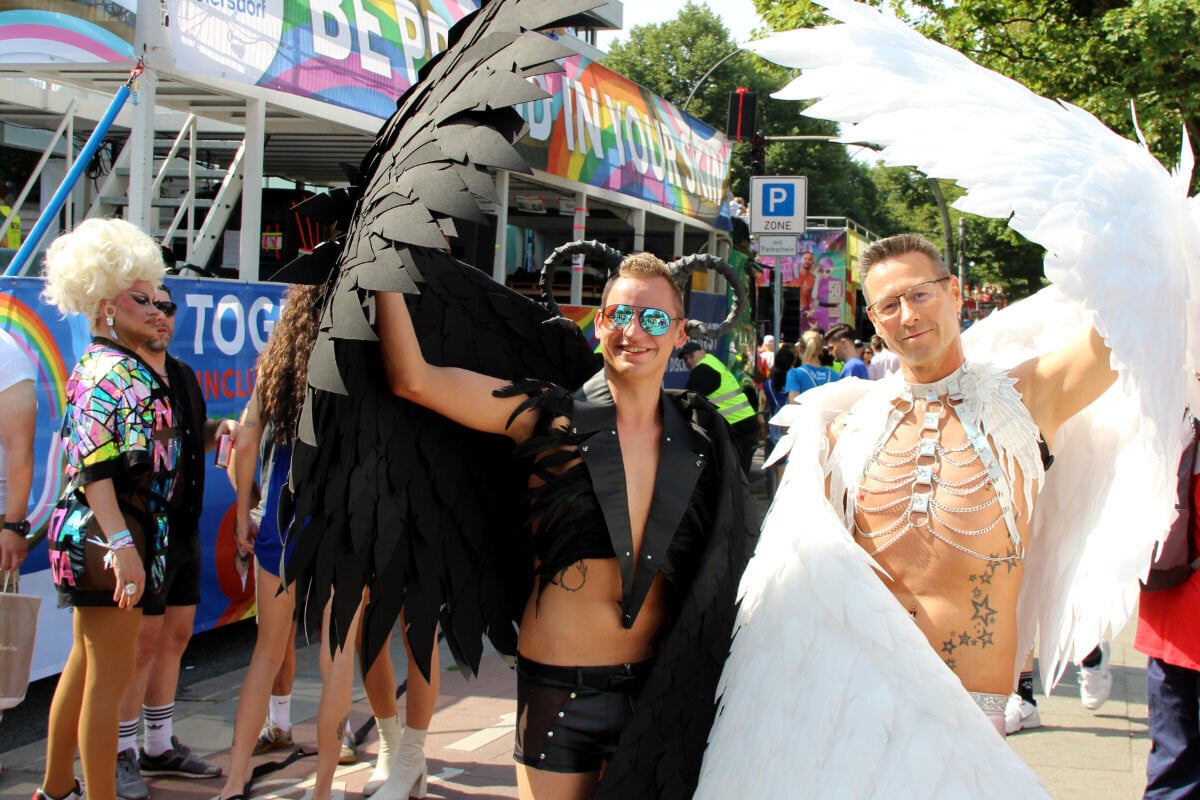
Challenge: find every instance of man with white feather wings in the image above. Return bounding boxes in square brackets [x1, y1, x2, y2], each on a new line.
[696, 1, 1199, 797]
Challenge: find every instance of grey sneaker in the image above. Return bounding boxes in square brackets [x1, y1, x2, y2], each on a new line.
[117, 747, 150, 799]
[138, 735, 222, 779]
[252, 719, 294, 756]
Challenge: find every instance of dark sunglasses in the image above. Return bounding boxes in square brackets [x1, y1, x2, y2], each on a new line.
[129, 291, 176, 318]
[600, 304, 683, 336]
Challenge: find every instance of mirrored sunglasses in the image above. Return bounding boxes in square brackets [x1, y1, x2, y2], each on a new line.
[154, 300, 178, 318]
[600, 303, 682, 336]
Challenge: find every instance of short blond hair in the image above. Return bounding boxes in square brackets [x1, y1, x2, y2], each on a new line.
[859, 233, 948, 302]
[600, 252, 684, 316]
[41, 218, 164, 317]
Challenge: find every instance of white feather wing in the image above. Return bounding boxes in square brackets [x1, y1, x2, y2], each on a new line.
[697, 387, 1048, 799]
[749, 0, 1198, 686]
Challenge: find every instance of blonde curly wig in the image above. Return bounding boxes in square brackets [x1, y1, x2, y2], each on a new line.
[41, 218, 165, 317]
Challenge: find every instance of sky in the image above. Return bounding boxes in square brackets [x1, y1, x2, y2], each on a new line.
[595, 0, 767, 51]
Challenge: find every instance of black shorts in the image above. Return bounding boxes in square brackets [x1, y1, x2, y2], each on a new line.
[514, 655, 651, 774]
[142, 528, 201, 615]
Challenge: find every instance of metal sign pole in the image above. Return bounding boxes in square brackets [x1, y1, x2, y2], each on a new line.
[773, 257, 782, 347]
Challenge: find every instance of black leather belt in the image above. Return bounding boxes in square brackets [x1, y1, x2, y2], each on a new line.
[517, 655, 652, 691]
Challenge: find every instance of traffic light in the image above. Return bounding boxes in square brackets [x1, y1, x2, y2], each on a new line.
[726, 88, 757, 143]
[751, 131, 766, 176]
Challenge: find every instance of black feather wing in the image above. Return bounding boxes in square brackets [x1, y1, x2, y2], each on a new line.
[284, 0, 605, 676]
[289, 247, 599, 676]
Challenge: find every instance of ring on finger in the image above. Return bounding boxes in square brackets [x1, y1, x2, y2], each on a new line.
[123, 582, 137, 596]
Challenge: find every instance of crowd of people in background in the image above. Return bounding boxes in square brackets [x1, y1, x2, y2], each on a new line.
[5, 217, 1196, 800]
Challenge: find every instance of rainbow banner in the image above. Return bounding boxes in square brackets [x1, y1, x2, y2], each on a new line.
[3, 276, 286, 679]
[515, 56, 733, 225]
[167, 0, 479, 120]
[0, 3, 136, 64]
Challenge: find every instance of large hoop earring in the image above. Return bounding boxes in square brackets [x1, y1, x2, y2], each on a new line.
[104, 303, 119, 341]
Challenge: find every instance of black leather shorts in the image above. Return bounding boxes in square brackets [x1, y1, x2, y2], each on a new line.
[514, 655, 651, 774]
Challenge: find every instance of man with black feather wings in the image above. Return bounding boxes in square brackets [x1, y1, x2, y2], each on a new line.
[280, 0, 760, 797]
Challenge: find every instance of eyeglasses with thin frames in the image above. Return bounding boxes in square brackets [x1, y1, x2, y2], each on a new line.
[599, 304, 684, 336]
[867, 277, 951, 319]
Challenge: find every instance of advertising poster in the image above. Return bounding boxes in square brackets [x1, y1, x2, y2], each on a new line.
[757, 227, 848, 331]
[167, 0, 478, 119]
[2, 276, 286, 679]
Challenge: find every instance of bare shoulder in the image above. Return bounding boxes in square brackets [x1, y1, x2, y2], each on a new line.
[1008, 325, 1116, 443]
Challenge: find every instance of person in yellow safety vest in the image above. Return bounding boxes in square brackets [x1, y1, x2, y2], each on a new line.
[0, 203, 20, 248]
[679, 341, 760, 474]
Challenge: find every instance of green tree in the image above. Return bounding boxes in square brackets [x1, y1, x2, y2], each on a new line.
[603, 2, 894, 231]
[868, 166, 1046, 298]
[751, 0, 1198, 296]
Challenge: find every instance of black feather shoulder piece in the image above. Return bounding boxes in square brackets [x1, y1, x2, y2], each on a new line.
[284, 0, 604, 678]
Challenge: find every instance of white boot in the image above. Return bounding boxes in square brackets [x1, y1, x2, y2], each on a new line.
[363, 714, 402, 796]
[371, 726, 427, 800]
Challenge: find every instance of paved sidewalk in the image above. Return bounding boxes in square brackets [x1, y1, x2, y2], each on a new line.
[0, 633, 521, 800]
[0, 621, 1152, 799]
[1008, 620, 1151, 800]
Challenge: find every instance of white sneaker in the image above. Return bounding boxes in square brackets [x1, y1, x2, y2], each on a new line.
[1004, 693, 1042, 735]
[1079, 640, 1114, 710]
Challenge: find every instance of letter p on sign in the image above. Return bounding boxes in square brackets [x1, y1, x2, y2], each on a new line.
[764, 184, 794, 215]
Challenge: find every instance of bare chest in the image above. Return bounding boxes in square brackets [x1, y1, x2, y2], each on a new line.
[620, 433, 660, 553]
[852, 406, 1030, 584]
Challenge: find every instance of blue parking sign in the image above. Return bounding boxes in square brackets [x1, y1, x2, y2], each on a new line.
[762, 183, 794, 216]
[750, 176, 808, 234]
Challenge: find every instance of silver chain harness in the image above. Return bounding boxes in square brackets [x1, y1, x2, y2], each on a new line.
[851, 366, 1024, 564]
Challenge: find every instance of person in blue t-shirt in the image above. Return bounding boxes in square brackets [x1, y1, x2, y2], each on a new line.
[826, 323, 870, 381]
[785, 330, 840, 403]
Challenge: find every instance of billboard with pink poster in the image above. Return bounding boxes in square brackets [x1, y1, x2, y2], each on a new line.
[755, 227, 848, 331]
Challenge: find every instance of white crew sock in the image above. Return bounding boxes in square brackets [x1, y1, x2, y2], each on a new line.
[117, 718, 140, 755]
[142, 703, 174, 757]
[269, 693, 292, 731]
